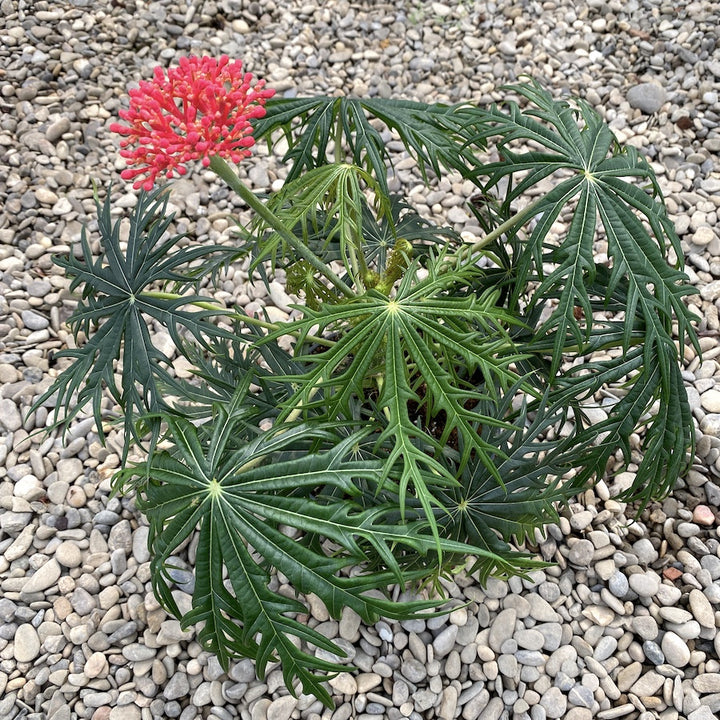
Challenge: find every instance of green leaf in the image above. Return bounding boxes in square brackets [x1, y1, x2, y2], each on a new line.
[248, 163, 386, 289]
[258, 265, 530, 548]
[436, 397, 570, 581]
[456, 79, 698, 501]
[32, 187, 236, 455]
[253, 96, 486, 194]
[360, 195, 462, 271]
[117, 410, 479, 705]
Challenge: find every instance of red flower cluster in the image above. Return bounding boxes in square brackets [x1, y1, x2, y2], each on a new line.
[110, 55, 275, 191]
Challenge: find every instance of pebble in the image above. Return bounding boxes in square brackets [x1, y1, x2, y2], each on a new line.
[642, 640, 664, 665]
[608, 571, 629, 597]
[122, 644, 157, 662]
[628, 572, 660, 598]
[339, 606, 362, 641]
[568, 539, 594, 566]
[693, 504, 716, 526]
[329, 672, 357, 695]
[55, 540, 83, 568]
[694, 674, 720, 694]
[13, 623, 41, 662]
[689, 589, 716, 628]
[631, 671, 665, 697]
[627, 83, 667, 113]
[266, 696, 297, 720]
[401, 659, 427, 684]
[489, 608, 517, 651]
[0, 398, 22, 432]
[164, 673, 190, 700]
[661, 632, 691, 667]
[21, 558, 61, 596]
[433, 624, 458, 658]
[84, 652, 108, 679]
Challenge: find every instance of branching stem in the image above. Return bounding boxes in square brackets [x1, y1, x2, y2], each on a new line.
[447, 194, 547, 270]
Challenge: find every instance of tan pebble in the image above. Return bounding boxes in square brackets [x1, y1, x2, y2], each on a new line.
[355, 672, 382, 693]
[53, 597, 73, 621]
[689, 588, 716, 629]
[66, 486, 86, 508]
[85, 652, 108, 679]
[701, 390, 720, 413]
[35, 187, 59, 204]
[56, 540, 83, 568]
[328, 671, 357, 695]
[693, 226, 716, 246]
[693, 504, 715, 526]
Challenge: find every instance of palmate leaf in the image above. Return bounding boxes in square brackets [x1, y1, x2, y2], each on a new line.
[33, 188, 236, 453]
[360, 194, 462, 270]
[544, 342, 693, 507]
[252, 96, 485, 194]
[458, 80, 698, 501]
[436, 394, 571, 582]
[246, 163, 387, 288]
[115, 407, 483, 705]
[258, 264, 530, 545]
[464, 80, 697, 358]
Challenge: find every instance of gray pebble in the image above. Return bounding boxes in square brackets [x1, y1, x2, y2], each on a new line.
[0, 398, 22, 432]
[122, 643, 156, 662]
[607, 571, 629, 597]
[628, 572, 660, 598]
[540, 687, 567, 719]
[13, 623, 41, 662]
[627, 83, 667, 113]
[642, 640, 665, 665]
[432, 624, 458, 658]
[401, 659, 427, 684]
[516, 650, 546, 666]
[489, 608, 517, 652]
[568, 685, 594, 709]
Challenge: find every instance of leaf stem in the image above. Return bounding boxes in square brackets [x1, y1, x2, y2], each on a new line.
[139, 290, 335, 347]
[235, 378, 325, 475]
[209, 155, 355, 298]
[448, 194, 547, 270]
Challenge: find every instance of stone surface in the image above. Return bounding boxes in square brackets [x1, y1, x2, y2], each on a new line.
[2, 2, 720, 716]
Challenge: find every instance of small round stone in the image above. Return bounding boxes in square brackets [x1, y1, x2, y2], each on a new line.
[693, 505, 715, 526]
[608, 571, 629, 597]
[661, 632, 691, 667]
[14, 624, 41, 663]
[568, 539, 594, 566]
[642, 640, 665, 666]
[55, 540, 83, 568]
[628, 572, 660, 598]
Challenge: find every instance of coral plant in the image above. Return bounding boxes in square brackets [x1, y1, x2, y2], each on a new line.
[37, 57, 697, 703]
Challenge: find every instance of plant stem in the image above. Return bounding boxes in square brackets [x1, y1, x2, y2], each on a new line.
[447, 194, 547, 270]
[236, 378, 325, 474]
[209, 155, 355, 298]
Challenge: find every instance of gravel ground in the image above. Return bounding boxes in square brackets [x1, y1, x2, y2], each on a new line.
[1, 1, 720, 720]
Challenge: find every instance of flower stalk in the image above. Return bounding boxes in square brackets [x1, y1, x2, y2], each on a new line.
[209, 156, 355, 298]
